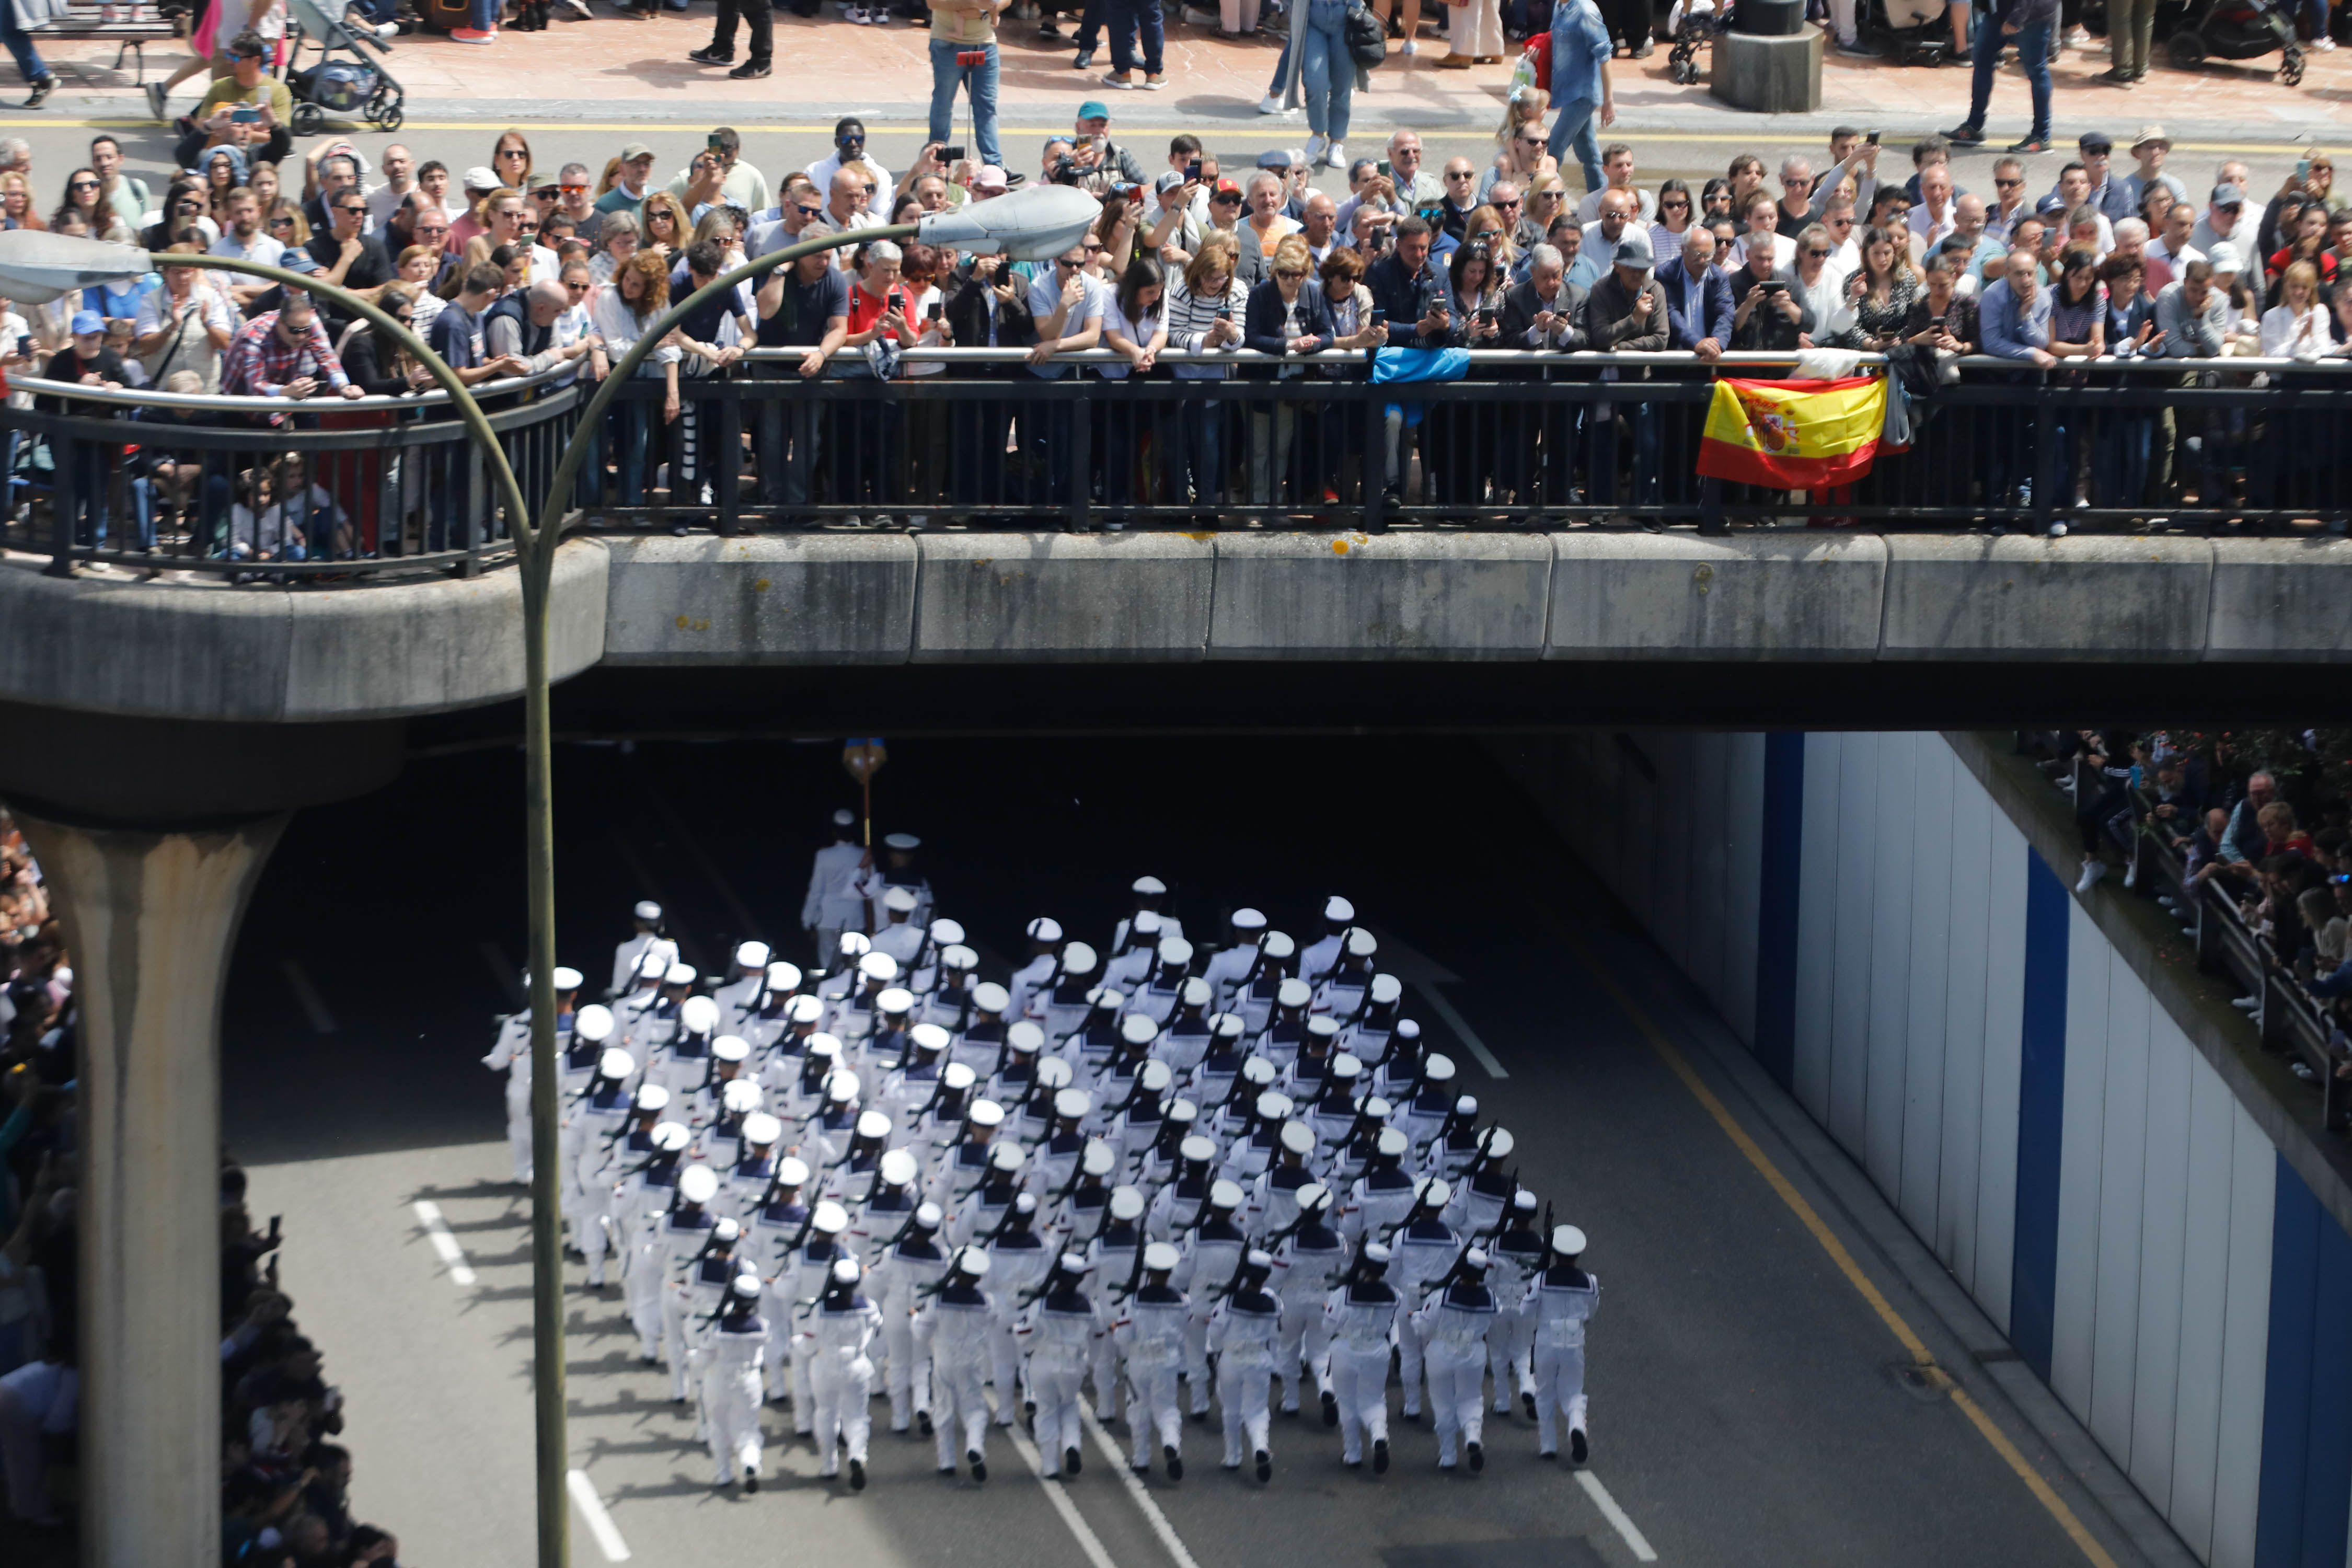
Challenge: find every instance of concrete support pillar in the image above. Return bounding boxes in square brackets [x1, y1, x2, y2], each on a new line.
[9, 805, 287, 1568]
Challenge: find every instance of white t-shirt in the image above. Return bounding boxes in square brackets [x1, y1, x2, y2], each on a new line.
[1025, 269, 1109, 378]
[1733, 230, 1795, 275]
[1097, 296, 1161, 379]
[806, 154, 893, 202]
[1577, 185, 1658, 225]
[133, 280, 236, 390]
[208, 228, 286, 285]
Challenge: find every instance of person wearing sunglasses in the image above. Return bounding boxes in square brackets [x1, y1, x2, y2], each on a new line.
[175, 33, 293, 172]
[298, 189, 397, 338]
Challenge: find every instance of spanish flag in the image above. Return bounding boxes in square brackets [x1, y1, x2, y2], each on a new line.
[1694, 376, 1887, 489]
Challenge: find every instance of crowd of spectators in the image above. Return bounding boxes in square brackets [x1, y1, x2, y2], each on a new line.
[8, 44, 2352, 536]
[0, 810, 401, 1566]
[2033, 730, 2352, 1090]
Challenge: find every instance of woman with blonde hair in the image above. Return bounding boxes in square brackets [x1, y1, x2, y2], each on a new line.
[640, 191, 690, 261]
[590, 250, 682, 505]
[1162, 232, 1249, 513]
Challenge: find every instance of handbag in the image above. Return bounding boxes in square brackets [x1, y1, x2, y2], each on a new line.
[1344, 2, 1389, 67]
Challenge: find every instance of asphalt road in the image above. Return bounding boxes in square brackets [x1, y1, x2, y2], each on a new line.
[222, 735, 2175, 1567]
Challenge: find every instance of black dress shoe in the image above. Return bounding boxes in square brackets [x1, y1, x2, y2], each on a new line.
[1468, 1441, 1484, 1472]
[849, 1458, 865, 1490]
[1322, 1390, 1339, 1427]
[968, 1450, 987, 1483]
[1066, 1445, 1082, 1475]
[1372, 1438, 1389, 1474]
[1255, 1449, 1272, 1482]
[1164, 1445, 1183, 1480]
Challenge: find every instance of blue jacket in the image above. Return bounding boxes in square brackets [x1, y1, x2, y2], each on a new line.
[1654, 257, 1733, 350]
[1243, 275, 1338, 356]
[1365, 251, 1448, 351]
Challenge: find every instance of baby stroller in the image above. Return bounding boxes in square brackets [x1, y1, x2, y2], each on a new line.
[2160, 0, 2303, 82]
[1869, 0, 1955, 64]
[1664, 0, 1726, 82]
[282, 0, 406, 136]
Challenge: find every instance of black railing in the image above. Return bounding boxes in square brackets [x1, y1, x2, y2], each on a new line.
[7, 350, 2349, 583]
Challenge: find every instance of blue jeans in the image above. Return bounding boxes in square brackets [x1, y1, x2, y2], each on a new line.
[467, 0, 496, 28]
[1300, 2, 1353, 141]
[1966, 16, 2051, 139]
[1548, 97, 1605, 194]
[928, 39, 1002, 170]
[1109, 0, 1165, 73]
[0, 8, 47, 84]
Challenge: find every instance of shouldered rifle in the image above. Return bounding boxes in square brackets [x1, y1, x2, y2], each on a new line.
[978, 1194, 1028, 1248]
[1376, 1182, 1442, 1244]
[1109, 1226, 1151, 1303]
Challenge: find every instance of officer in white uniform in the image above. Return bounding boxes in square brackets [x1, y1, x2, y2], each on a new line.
[1175, 1179, 1249, 1417]
[711, 942, 772, 1023]
[483, 968, 555, 1183]
[613, 903, 677, 999]
[614, 952, 673, 1066]
[1269, 1183, 1344, 1417]
[1015, 1252, 1101, 1479]
[619, 1122, 693, 1360]
[1414, 1246, 1501, 1471]
[1112, 1241, 1190, 1479]
[1110, 874, 1183, 952]
[914, 1244, 998, 1481]
[807, 1256, 884, 1487]
[1202, 907, 1269, 1009]
[1525, 1224, 1600, 1462]
[869, 888, 927, 968]
[852, 832, 934, 933]
[1006, 918, 1066, 1025]
[1299, 896, 1357, 984]
[869, 1201, 951, 1434]
[1087, 1185, 1149, 1419]
[803, 810, 869, 961]
[1103, 910, 1162, 992]
[701, 1273, 769, 1491]
[655, 1165, 724, 1397]
[1206, 1247, 1282, 1481]
[1389, 1176, 1457, 1421]
[1323, 1241, 1401, 1472]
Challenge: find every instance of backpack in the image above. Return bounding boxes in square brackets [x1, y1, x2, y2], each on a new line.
[1345, 3, 1389, 67]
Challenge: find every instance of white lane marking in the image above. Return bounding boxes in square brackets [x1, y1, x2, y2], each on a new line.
[1576, 1470, 1658, 1562]
[411, 1200, 477, 1286]
[1080, 1407, 1207, 1568]
[1415, 983, 1511, 1081]
[987, 1391, 1120, 1568]
[567, 1468, 632, 1562]
[280, 959, 337, 1034]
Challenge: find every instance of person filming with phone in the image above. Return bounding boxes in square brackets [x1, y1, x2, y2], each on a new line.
[175, 33, 292, 172]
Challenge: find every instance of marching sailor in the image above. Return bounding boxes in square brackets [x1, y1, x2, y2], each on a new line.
[1110, 875, 1183, 952]
[1005, 917, 1066, 1025]
[1111, 1241, 1190, 1480]
[1412, 1246, 1501, 1472]
[1206, 1248, 1283, 1482]
[1201, 907, 1268, 1009]
[914, 1244, 999, 1482]
[1487, 1190, 1547, 1420]
[654, 1165, 723, 1397]
[869, 887, 928, 969]
[1269, 1183, 1344, 1420]
[584, 1082, 672, 1289]
[940, 978, 1005, 1075]
[1390, 1175, 1457, 1423]
[1087, 1184, 1149, 1420]
[1174, 1179, 1249, 1419]
[711, 942, 773, 1025]
[852, 832, 933, 933]
[742, 1154, 814, 1404]
[808, 1256, 883, 1488]
[802, 810, 869, 960]
[619, 1122, 693, 1361]
[1323, 1241, 1401, 1473]
[612, 902, 677, 1000]
[1525, 1224, 1600, 1463]
[1015, 1252, 1101, 1480]
[1103, 911, 1162, 993]
[1298, 896, 1357, 985]
[868, 1201, 951, 1435]
[702, 1273, 770, 1492]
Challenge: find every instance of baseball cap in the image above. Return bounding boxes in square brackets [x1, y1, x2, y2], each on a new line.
[619, 142, 655, 164]
[69, 309, 102, 335]
[2211, 182, 2246, 209]
[1076, 99, 1111, 122]
[2077, 131, 2113, 155]
[1213, 177, 1242, 196]
[1611, 234, 1653, 270]
[1154, 170, 1186, 194]
[972, 165, 1009, 191]
[462, 165, 500, 191]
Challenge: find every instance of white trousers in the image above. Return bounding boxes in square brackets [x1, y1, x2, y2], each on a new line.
[1423, 1341, 1487, 1466]
[1395, 1316, 1429, 1415]
[624, 1242, 665, 1358]
[1029, 1361, 1088, 1474]
[882, 1310, 927, 1429]
[573, 1176, 615, 1285]
[1126, 1364, 1184, 1467]
[1490, 1315, 1535, 1412]
[988, 1318, 1024, 1424]
[1275, 1296, 1331, 1410]
[661, 1287, 703, 1399]
[1533, 1342, 1588, 1454]
[1090, 1330, 1122, 1419]
[1218, 1362, 1272, 1467]
[1328, 1343, 1391, 1464]
[1182, 1317, 1214, 1412]
[1442, 0, 1504, 56]
[809, 1354, 874, 1474]
[702, 1367, 764, 1484]
[504, 1087, 533, 1182]
[932, 1356, 991, 1467]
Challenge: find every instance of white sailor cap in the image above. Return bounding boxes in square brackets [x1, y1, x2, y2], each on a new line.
[713, 1035, 751, 1064]
[1210, 1012, 1247, 1041]
[1036, 1057, 1075, 1091]
[575, 1006, 616, 1044]
[1424, 1053, 1457, 1084]
[1454, 1094, 1479, 1117]
[1132, 912, 1162, 938]
[651, 1122, 692, 1154]
[712, 1216, 741, 1243]
[1276, 978, 1312, 1010]
[1244, 1248, 1275, 1272]
[1278, 1120, 1316, 1155]
[1359, 1241, 1392, 1271]
[1133, 875, 1168, 896]
[597, 1046, 635, 1081]
[1413, 1176, 1451, 1207]
[1059, 1252, 1094, 1275]
[634, 900, 663, 921]
[1330, 1053, 1363, 1081]
[1166, 1097, 1198, 1125]
[1261, 932, 1296, 960]
[883, 833, 920, 851]
[639, 952, 671, 981]
[1138, 1060, 1173, 1094]
[1511, 1189, 1538, 1213]
[1179, 1134, 1218, 1163]
[1085, 986, 1126, 1011]
[1553, 1224, 1587, 1255]
[1256, 1091, 1295, 1122]
[831, 1256, 862, 1286]
[1007, 1021, 1045, 1055]
[836, 932, 872, 959]
[1362, 1095, 1392, 1120]
[1306, 1016, 1340, 1041]
[1376, 1128, 1410, 1158]
[1483, 1128, 1516, 1159]
[883, 887, 919, 914]
[1109, 1185, 1147, 1221]
[1081, 1140, 1117, 1177]
[636, 1083, 672, 1112]
[734, 941, 771, 971]
[766, 961, 802, 990]
[1054, 1088, 1093, 1121]
[777, 1156, 812, 1186]
[678, 1165, 720, 1204]
[1298, 1181, 1331, 1213]
[786, 994, 826, 1024]
[942, 1062, 978, 1092]
[824, 1071, 859, 1104]
[665, 963, 698, 987]
[742, 1112, 782, 1146]
[1157, 936, 1194, 967]
[681, 996, 720, 1035]
[721, 1079, 762, 1115]
[832, 808, 857, 828]
[1345, 929, 1378, 958]
[988, 1141, 1027, 1173]
[1241, 1057, 1278, 1087]
[973, 981, 1011, 1012]
[1181, 977, 1212, 1007]
[880, 1147, 919, 1186]
[855, 1109, 892, 1142]
[732, 1272, 763, 1300]
[539, 967, 580, 995]
[1062, 942, 1100, 976]
[1208, 1179, 1244, 1210]
[1323, 896, 1355, 922]
[968, 1100, 1006, 1128]
[931, 918, 966, 947]
[1395, 1018, 1422, 1042]
[954, 1245, 993, 1277]
[910, 1022, 951, 1054]
[1369, 974, 1402, 1006]
[914, 1201, 943, 1229]
[1230, 907, 1268, 931]
[1012, 1193, 1038, 1218]
[811, 1200, 849, 1235]
[1027, 917, 1064, 944]
[859, 952, 901, 983]
[1120, 1013, 1160, 1047]
[806, 1033, 843, 1059]
[941, 944, 979, 974]
[877, 987, 916, 1017]
[1143, 1241, 1182, 1272]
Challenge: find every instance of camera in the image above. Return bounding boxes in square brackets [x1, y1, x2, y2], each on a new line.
[942, 145, 965, 162]
[1185, 157, 1202, 182]
[1050, 153, 1082, 187]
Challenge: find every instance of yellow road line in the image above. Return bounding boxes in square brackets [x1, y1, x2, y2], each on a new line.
[1543, 909, 2123, 1568]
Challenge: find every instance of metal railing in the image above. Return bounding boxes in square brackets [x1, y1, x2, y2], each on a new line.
[7, 348, 2350, 580]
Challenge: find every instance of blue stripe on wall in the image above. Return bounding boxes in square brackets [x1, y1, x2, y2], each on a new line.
[2009, 846, 2070, 1383]
[2256, 1155, 2352, 1568]
[1752, 731, 1804, 1091]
